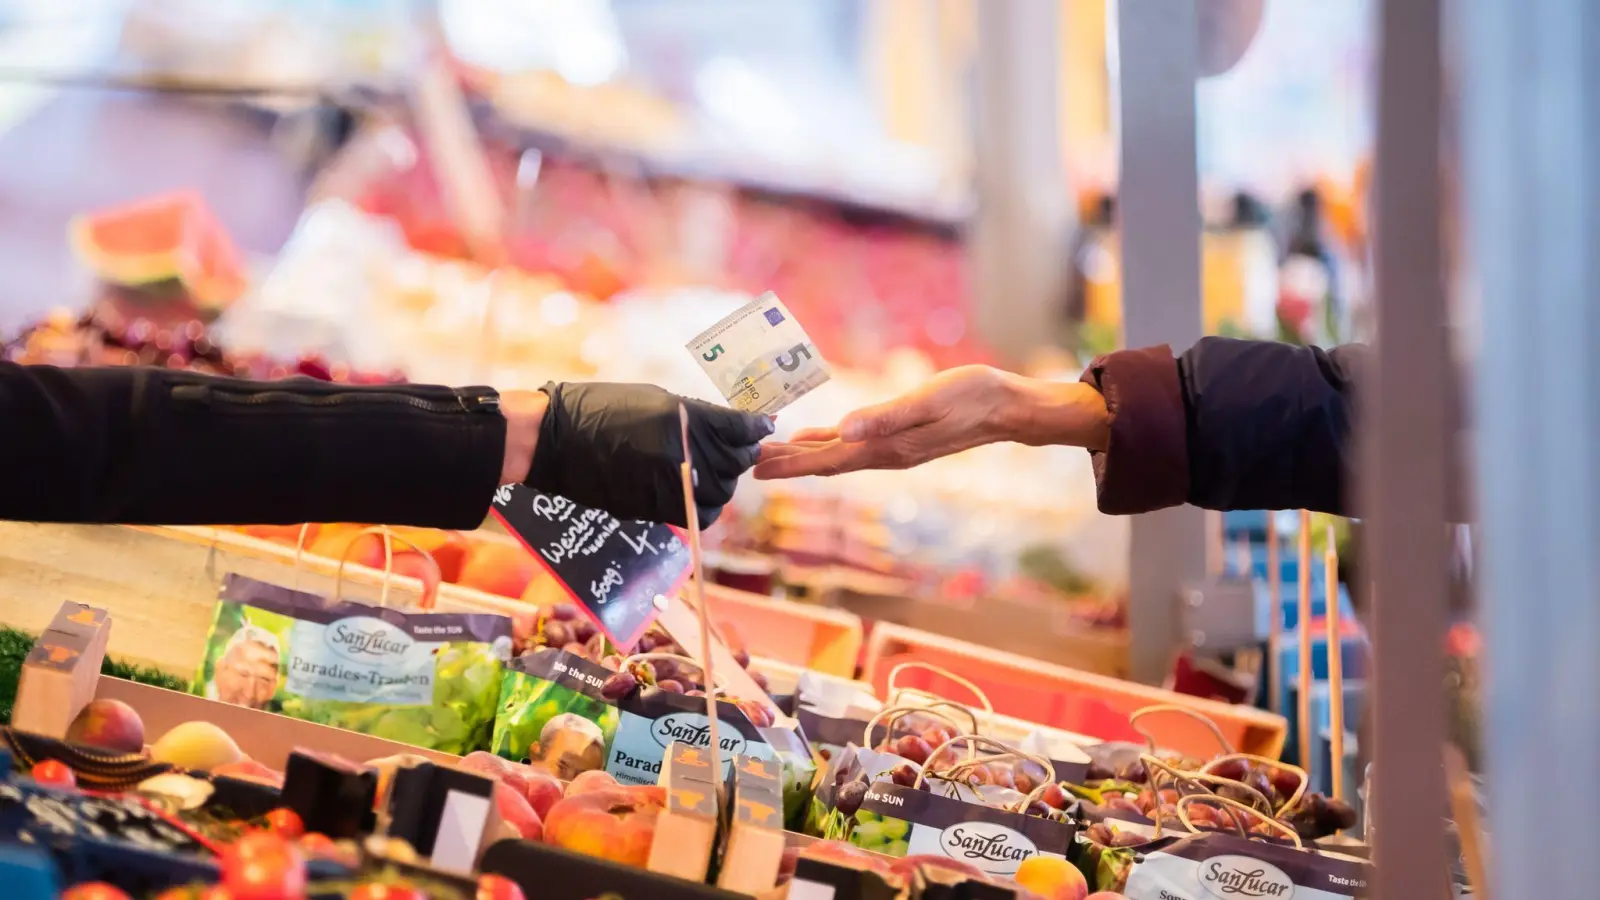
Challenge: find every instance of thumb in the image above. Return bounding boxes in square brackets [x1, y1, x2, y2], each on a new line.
[839, 394, 934, 443]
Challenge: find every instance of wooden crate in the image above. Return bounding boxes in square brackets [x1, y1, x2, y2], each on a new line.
[0, 522, 859, 679]
[862, 622, 1286, 759]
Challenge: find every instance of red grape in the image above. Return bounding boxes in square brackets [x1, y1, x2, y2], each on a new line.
[600, 671, 639, 701]
[892, 735, 933, 765]
[836, 781, 868, 817]
[656, 679, 686, 693]
[888, 764, 919, 788]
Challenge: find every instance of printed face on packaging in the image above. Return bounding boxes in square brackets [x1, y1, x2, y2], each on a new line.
[214, 630, 281, 709]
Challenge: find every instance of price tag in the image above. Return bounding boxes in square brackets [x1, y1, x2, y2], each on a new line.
[491, 485, 690, 649]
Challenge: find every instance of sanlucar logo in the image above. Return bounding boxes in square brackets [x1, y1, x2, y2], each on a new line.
[937, 821, 1037, 876]
[649, 713, 749, 756]
[324, 616, 413, 662]
[1199, 855, 1296, 899]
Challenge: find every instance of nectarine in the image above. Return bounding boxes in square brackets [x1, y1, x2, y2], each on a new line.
[457, 542, 539, 599]
[1014, 855, 1088, 900]
[389, 527, 469, 582]
[542, 789, 660, 868]
[564, 769, 619, 797]
[66, 698, 145, 753]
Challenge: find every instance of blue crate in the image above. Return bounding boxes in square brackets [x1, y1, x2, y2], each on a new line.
[0, 844, 58, 900]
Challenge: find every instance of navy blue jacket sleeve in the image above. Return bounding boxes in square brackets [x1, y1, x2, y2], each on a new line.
[1080, 338, 1365, 516]
[1179, 338, 1364, 515]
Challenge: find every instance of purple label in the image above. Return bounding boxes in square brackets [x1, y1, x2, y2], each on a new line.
[764, 307, 786, 326]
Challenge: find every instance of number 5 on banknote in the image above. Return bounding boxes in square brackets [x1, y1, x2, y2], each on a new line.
[687, 292, 831, 416]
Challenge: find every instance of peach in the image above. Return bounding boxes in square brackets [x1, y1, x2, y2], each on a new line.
[522, 771, 565, 820]
[494, 781, 543, 841]
[457, 752, 562, 818]
[542, 788, 660, 867]
[564, 769, 619, 797]
[150, 721, 242, 771]
[213, 759, 285, 788]
[457, 542, 539, 599]
[1086, 894, 1129, 899]
[241, 524, 319, 546]
[66, 698, 145, 753]
[1014, 855, 1088, 900]
[388, 551, 442, 607]
[388, 527, 470, 583]
[519, 570, 573, 611]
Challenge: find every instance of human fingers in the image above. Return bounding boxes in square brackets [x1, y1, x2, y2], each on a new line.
[757, 441, 830, 463]
[689, 398, 776, 445]
[787, 426, 840, 443]
[752, 440, 883, 479]
[837, 391, 941, 443]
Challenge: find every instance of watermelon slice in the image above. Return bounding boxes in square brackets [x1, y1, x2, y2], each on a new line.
[69, 190, 248, 309]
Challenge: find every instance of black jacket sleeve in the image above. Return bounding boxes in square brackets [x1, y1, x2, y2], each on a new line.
[1, 362, 506, 528]
[1179, 338, 1365, 515]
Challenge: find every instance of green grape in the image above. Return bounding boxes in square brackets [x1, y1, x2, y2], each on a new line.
[881, 817, 910, 841]
[853, 821, 887, 847]
[884, 839, 910, 857]
[854, 808, 880, 824]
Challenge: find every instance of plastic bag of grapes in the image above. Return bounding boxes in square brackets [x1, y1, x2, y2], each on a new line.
[193, 574, 511, 754]
[492, 645, 815, 822]
[1108, 828, 1373, 899]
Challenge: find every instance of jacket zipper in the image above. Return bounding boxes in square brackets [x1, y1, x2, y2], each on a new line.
[172, 384, 499, 414]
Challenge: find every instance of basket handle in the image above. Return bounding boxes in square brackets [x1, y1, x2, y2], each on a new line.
[888, 661, 994, 713]
[332, 526, 442, 610]
[1175, 793, 1303, 849]
[1128, 704, 1234, 756]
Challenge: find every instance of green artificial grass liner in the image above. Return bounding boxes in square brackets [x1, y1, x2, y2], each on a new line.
[0, 625, 188, 725]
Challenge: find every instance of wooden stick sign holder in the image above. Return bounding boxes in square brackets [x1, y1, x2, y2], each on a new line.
[12, 602, 113, 739]
[1296, 509, 1314, 772]
[1324, 525, 1346, 800]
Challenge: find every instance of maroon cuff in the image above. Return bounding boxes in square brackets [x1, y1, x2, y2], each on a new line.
[1079, 344, 1189, 515]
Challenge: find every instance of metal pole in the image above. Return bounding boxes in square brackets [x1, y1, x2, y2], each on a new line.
[1366, 0, 1452, 896]
[1114, 0, 1207, 683]
[970, 0, 1070, 364]
[1461, 0, 1600, 897]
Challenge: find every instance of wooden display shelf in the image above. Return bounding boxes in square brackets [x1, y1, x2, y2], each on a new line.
[96, 676, 462, 771]
[0, 522, 857, 678]
[838, 589, 1128, 679]
[862, 622, 1286, 759]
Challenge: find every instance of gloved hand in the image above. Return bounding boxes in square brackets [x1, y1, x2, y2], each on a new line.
[527, 382, 772, 527]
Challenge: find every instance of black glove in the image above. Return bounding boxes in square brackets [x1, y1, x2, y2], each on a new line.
[527, 382, 772, 527]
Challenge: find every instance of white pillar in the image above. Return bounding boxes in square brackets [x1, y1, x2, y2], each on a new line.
[1461, 0, 1600, 896]
[969, 0, 1071, 365]
[1113, 0, 1208, 683]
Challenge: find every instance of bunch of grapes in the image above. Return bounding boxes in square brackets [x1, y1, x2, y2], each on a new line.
[517, 604, 775, 728]
[1079, 752, 1357, 841]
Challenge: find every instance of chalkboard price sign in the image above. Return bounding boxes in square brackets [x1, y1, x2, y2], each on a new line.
[490, 484, 690, 649]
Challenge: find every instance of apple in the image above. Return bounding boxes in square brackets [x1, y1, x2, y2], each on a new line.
[542, 788, 660, 867]
[564, 769, 619, 797]
[66, 698, 146, 753]
[1014, 855, 1088, 900]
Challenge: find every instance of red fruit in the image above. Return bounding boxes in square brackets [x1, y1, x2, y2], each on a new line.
[263, 808, 304, 839]
[60, 884, 132, 900]
[521, 772, 564, 820]
[222, 831, 307, 900]
[298, 832, 335, 855]
[477, 874, 526, 900]
[887, 854, 986, 883]
[542, 789, 661, 867]
[1039, 782, 1069, 810]
[565, 770, 619, 797]
[989, 767, 1017, 791]
[892, 735, 933, 765]
[494, 781, 544, 841]
[31, 759, 76, 787]
[921, 726, 955, 749]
